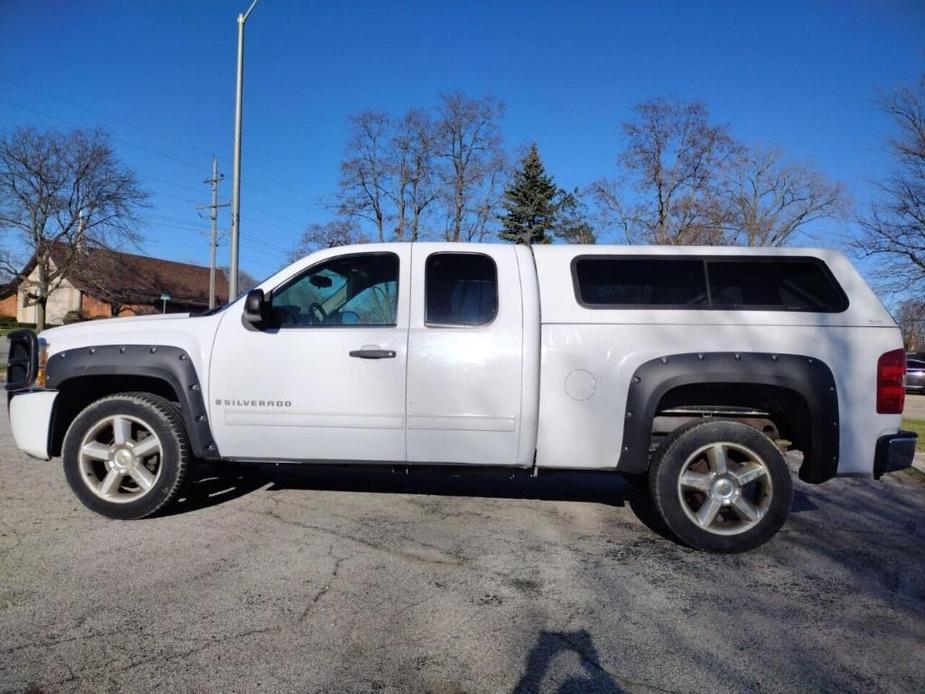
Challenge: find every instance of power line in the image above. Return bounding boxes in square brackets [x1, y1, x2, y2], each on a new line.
[149, 189, 200, 205]
[1, 99, 317, 216]
[0, 76, 219, 160]
[144, 213, 292, 257]
[0, 99, 205, 171]
[239, 202, 306, 228]
[145, 176, 208, 196]
[0, 77, 318, 202]
[240, 232, 290, 254]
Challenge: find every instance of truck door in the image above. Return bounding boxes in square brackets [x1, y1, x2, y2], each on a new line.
[208, 246, 411, 462]
[406, 243, 526, 466]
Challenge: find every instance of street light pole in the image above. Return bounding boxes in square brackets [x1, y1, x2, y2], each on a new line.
[229, 0, 260, 300]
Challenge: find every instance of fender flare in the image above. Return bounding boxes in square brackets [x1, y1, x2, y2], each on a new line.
[45, 344, 220, 460]
[616, 352, 839, 483]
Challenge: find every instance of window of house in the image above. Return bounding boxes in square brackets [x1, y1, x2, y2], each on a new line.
[272, 253, 398, 326]
[425, 253, 498, 326]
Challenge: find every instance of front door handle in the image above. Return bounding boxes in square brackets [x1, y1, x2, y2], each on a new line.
[349, 349, 396, 359]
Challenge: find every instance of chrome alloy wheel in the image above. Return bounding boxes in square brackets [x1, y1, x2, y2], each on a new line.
[77, 415, 164, 503]
[676, 441, 773, 536]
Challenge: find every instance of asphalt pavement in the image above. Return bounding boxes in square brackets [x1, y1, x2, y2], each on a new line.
[904, 393, 925, 421]
[1, 414, 924, 693]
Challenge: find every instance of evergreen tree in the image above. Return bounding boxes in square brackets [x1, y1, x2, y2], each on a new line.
[498, 144, 559, 244]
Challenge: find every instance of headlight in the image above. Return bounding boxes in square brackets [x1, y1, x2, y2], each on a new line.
[35, 338, 49, 388]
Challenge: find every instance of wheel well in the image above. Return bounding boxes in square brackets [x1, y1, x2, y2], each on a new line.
[49, 375, 180, 457]
[653, 382, 811, 456]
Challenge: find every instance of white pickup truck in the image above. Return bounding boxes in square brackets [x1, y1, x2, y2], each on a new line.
[6, 243, 917, 552]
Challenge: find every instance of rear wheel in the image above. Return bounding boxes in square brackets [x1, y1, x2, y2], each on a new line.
[648, 419, 792, 553]
[62, 393, 190, 519]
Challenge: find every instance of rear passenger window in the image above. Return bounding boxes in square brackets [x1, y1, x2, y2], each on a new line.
[425, 253, 498, 326]
[572, 255, 847, 312]
[573, 258, 708, 307]
[706, 259, 847, 312]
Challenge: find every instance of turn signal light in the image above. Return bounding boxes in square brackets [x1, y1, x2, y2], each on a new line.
[35, 339, 49, 389]
[876, 348, 906, 414]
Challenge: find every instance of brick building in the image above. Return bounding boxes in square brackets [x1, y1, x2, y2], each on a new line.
[0, 245, 228, 325]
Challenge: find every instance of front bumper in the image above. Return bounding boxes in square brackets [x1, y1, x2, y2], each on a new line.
[8, 390, 58, 460]
[873, 430, 918, 479]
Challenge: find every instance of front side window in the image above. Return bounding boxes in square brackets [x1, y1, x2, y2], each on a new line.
[272, 253, 398, 326]
[425, 253, 498, 326]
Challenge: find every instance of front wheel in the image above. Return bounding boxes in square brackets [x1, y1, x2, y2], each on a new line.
[648, 419, 793, 553]
[62, 392, 191, 520]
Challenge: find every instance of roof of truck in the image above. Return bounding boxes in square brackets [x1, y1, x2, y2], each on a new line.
[276, 241, 893, 329]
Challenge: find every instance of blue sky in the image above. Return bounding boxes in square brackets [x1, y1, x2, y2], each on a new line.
[1, 0, 923, 280]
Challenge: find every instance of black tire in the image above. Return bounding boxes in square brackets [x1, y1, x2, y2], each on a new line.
[648, 419, 793, 553]
[62, 392, 191, 520]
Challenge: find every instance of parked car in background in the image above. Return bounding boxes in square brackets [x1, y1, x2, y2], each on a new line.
[906, 356, 925, 393]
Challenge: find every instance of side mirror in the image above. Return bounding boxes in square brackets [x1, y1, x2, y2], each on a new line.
[242, 288, 273, 328]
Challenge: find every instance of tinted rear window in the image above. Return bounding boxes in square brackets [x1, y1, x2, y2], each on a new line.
[707, 260, 847, 311]
[574, 258, 708, 307]
[573, 256, 847, 312]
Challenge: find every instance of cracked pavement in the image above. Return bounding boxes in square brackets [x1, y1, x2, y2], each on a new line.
[1, 414, 924, 693]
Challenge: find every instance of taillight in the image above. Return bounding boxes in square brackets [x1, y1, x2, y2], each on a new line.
[877, 348, 906, 414]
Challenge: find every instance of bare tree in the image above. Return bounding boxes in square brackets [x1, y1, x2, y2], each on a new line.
[435, 93, 506, 241]
[722, 146, 848, 246]
[591, 98, 737, 245]
[856, 76, 925, 296]
[290, 219, 366, 262]
[555, 189, 597, 244]
[336, 109, 440, 243]
[0, 127, 146, 330]
[232, 268, 260, 294]
[388, 108, 438, 241]
[895, 298, 925, 350]
[337, 112, 390, 242]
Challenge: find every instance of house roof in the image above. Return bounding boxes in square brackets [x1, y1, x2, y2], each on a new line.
[19, 244, 228, 308]
[66, 246, 229, 307]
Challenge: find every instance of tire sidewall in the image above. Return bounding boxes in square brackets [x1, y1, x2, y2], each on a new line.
[63, 395, 185, 520]
[650, 420, 793, 553]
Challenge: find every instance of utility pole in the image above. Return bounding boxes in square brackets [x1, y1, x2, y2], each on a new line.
[197, 157, 229, 309]
[229, 0, 260, 300]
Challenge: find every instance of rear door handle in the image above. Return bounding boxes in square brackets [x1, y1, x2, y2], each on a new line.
[349, 349, 396, 359]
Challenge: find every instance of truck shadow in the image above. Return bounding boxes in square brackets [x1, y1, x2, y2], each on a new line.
[166, 461, 675, 540]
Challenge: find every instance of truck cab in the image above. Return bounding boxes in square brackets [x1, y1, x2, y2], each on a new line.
[209, 243, 538, 466]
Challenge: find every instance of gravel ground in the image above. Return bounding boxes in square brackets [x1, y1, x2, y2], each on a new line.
[1, 413, 924, 694]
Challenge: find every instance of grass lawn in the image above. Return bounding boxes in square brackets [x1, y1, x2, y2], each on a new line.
[902, 418, 925, 452]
